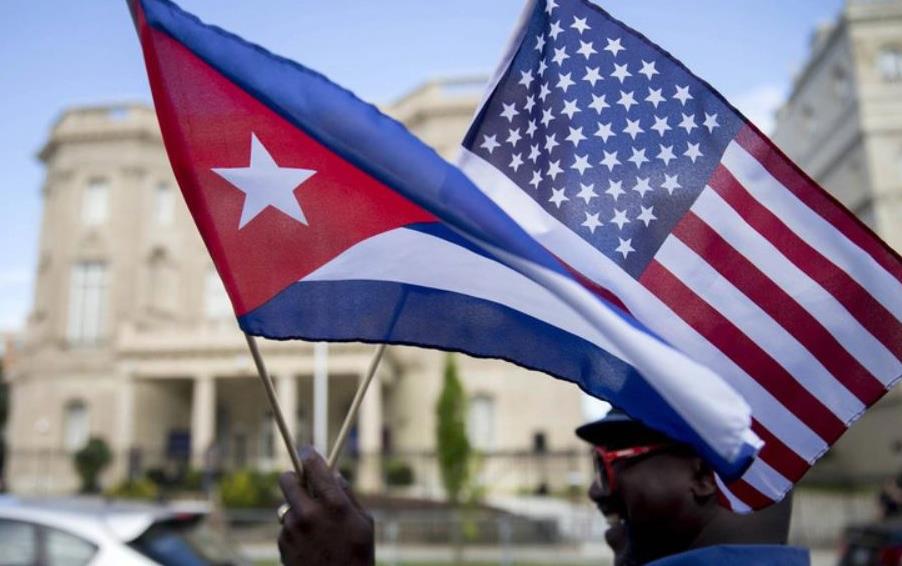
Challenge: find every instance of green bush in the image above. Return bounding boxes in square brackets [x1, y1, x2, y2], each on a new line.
[107, 477, 159, 500]
[181, 468, 204, 491]
[73, 437, 112, 494]
[384, 459, 415, 487]
[219, 470, 280, 509]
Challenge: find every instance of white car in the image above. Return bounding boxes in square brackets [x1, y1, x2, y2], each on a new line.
[0, 496, 250, 565]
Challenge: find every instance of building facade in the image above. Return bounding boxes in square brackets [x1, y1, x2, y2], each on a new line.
[771, 0, 902, 483]
[6, 78, 591, 496]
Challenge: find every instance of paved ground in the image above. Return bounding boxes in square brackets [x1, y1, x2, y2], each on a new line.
[244, 543, 839, 565]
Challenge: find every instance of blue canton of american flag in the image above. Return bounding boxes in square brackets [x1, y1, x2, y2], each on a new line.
[461, 0, 902, 513]
[462, 0, 739, 277]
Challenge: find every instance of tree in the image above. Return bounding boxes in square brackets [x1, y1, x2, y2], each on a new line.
[435, 353, 471, 505]
[74, 437, 112, 494]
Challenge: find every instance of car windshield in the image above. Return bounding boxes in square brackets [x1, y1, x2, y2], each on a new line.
[129, 515, 250, 566]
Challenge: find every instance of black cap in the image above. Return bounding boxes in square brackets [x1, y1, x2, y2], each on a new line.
[576, 408, 676, 449]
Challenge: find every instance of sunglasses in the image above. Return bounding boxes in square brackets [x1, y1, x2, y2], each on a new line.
[593, 443, 670, 496]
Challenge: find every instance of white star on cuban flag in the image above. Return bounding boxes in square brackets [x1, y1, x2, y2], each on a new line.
[212, 133, 317, 229]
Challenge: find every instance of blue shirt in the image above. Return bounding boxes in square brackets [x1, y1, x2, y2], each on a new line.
[648, 545, 810, 565]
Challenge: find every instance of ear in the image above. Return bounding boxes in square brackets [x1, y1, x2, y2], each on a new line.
[689, 457, 718, 500]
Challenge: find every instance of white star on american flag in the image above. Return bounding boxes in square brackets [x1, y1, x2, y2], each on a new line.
[636, 205, 657, 227]
[571, 16, 591, 34]
[582, 211, 603, 233]
[576, 182, 597, 204]
[615, 237, 635, 258]
[600, 150, 621, 171]
[566, 126, 587, 146]
[584, 67, 603, 87]
[604, 37, 624, 56]
[611, 62, 632, 83]
[577, 40, 597, 60]
[605, 179, 626, 200]
[611, 208, 630, 230]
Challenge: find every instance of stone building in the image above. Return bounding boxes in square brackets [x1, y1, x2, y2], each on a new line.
[771, 0, 902, 483]
[6, 77, 591, 495]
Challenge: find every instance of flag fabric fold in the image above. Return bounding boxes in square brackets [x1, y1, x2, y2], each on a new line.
[130, 0, 766, 481]
[458, 0, 902, 511]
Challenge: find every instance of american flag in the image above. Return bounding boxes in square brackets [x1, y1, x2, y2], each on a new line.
[459, 0, 902, 512]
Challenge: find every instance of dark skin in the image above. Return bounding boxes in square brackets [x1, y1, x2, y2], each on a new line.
[589, 447, 723, 565]
[589, 444, 793, 565]
[277, 448, 375, 566]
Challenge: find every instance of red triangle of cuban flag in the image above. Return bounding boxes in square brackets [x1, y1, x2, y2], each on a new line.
[133, 0, 435, 315]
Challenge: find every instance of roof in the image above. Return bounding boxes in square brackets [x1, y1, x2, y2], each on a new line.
[0, 495, 208, 542]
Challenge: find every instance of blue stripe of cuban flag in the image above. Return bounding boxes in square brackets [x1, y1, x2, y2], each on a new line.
[138, 0, 761, 480]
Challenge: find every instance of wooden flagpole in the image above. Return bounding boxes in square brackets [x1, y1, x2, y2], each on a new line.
[326, 343, 388, 470]
[244, 332, 388, 477]
[244, 333, 304, 478]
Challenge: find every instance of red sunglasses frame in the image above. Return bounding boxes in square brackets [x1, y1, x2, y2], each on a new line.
[593, 443, 669, 495]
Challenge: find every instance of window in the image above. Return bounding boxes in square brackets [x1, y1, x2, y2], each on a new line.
[63, 400, 89, 452]
[0, 520, 38, 565]
[878, 47, 902, 81]
[800, 105, 816, 136]
[260, 410, 276, 462]
[67, 261, 107, 345]
[203, 267, 232, 321]
[532, 431, 547, 453]
[45, 527, 97, 566]
[81, 178, 109, 226]
[148, 250, 176, 314]
[467, 394, 495, 452]
[154, 182, 175, 225]
[831, 65, 852, 102]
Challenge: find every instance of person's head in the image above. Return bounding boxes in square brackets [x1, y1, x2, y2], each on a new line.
[577, 409, 792, 565]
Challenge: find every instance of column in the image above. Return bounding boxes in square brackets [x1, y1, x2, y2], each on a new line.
[313, 342, 329, 454]
[357, 371, 383, 492]
[275, 374, 298, 469]
[116, 374, 137, 480]
[191, 374, 216, 469]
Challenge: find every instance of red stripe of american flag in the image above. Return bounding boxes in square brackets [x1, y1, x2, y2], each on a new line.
[672, 209, 886, 404]
[736, 126, 902, 285]
[725, 478, 775, 510]
[708, 164, 902, 361]
[750, 420, 809, 483]
[638, 260, 846, 443]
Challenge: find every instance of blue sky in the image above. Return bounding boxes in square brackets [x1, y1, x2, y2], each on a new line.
[0, 0, 843, 332]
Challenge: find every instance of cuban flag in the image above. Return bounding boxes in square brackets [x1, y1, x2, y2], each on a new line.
[129, 0, 764, 480]
[459, 0, 902, 511]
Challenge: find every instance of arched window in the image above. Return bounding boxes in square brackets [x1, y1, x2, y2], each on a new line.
[63, 400, 89, 451]
[467, 394, 495, 452]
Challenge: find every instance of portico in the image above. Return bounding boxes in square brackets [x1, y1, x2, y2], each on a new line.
[116, 329, 387, 490]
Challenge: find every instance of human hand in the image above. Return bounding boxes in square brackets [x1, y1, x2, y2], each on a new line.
[277, 448, 374, 566]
